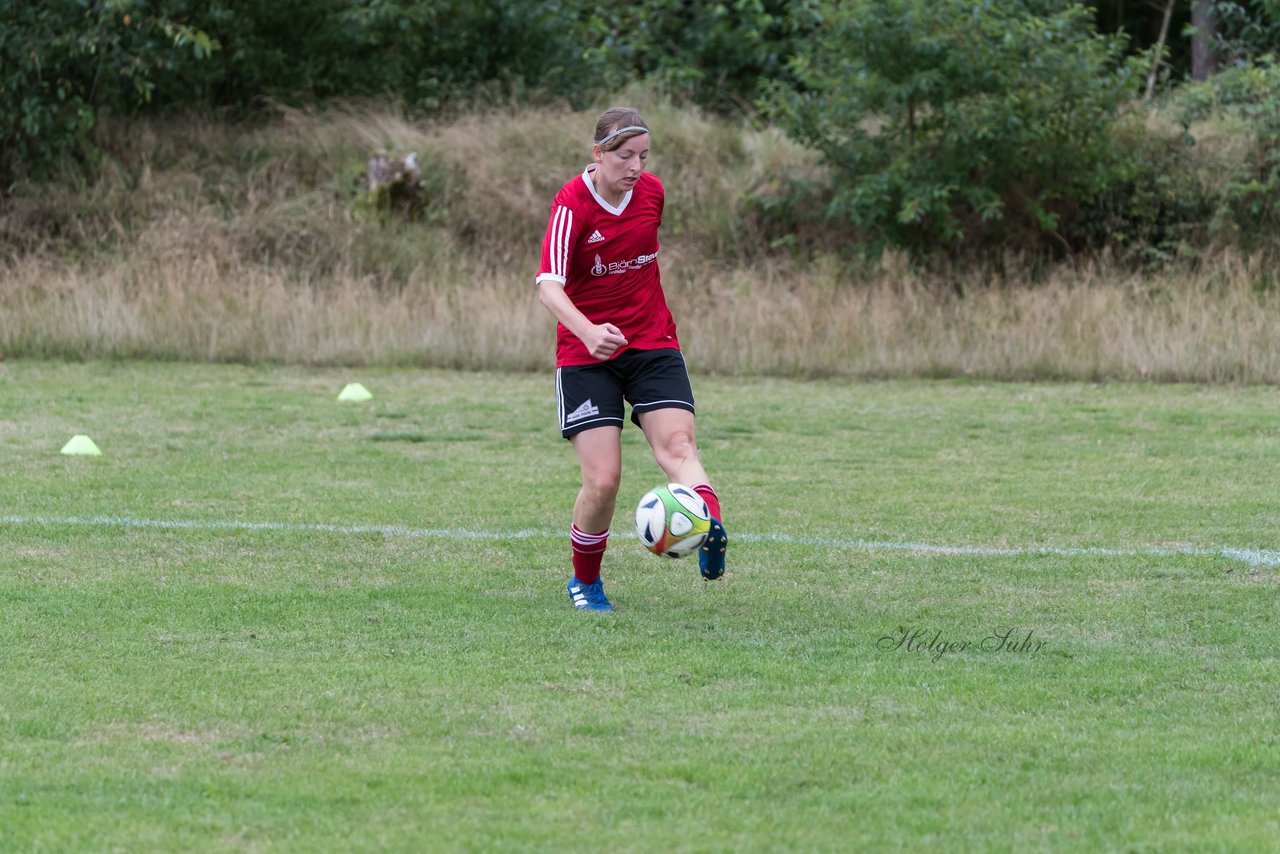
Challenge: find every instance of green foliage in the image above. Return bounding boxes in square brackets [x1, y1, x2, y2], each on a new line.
[1174, 54, 1280, 243]
[3, 1, 815, 190]
[7, 0, 1278, 263]
[167, 0, 816, 113]
[764, 0, 1140, 257]
[580, 0, 820, 111]
[1210, 0, 1280, 65]
[182, 0, 599, 110]
[0, 0, 217, 187]
[1076, 120, 1218, 267]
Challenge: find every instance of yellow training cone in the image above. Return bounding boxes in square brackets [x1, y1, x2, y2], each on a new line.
[337, 382, 373, 402]
[61, 435, 102, 456]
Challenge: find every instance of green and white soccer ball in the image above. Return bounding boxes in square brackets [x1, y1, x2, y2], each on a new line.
[635, 483, 711, 558]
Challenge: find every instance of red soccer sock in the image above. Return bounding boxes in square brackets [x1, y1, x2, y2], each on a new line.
[570, 524, 609, 584]
[690, 483, 722, 522]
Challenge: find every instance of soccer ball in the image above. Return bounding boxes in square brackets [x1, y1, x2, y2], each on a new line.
[635, 483, 711, 558]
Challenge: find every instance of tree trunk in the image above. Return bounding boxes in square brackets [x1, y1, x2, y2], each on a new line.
[1191, 0, 1218, 81]
[1144, 0, 1177, 100]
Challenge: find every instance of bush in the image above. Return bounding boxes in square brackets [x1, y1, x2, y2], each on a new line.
[0, 1, 216, 188]
[763, 0, 1140, 258]
[1173, 55, 1280, 246]
[3, 1, 817, 190]
[579, 0, 819, 112]
[181, 0, 602, 111]
[1075, 118, 1218, 266]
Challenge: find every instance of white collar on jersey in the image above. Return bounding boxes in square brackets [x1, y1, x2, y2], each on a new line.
[581, 164, 633, 216]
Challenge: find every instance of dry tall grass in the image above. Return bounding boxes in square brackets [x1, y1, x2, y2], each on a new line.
[3, 97, 1279, 382]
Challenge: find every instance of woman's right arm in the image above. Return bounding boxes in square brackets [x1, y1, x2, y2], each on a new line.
[537, 280, 628, 360]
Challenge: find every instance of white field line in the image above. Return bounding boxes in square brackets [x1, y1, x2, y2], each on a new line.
[3, 514, 1279, 569]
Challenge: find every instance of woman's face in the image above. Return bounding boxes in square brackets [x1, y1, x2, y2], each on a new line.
[592, 132, 650, 200]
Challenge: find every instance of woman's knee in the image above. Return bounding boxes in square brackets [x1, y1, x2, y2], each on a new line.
[571, 426, 623, 502]
[655, 428, 698, 467]
[581, 465, 622, 500]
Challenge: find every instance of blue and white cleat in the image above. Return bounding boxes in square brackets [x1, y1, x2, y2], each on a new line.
[567, 577, 613, 612]
[699, 518, 729, 580]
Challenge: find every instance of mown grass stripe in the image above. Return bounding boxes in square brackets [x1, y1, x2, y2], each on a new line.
[3, 514, 1276, 568]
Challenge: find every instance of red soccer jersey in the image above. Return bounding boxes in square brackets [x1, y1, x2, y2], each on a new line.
[536, 166, 680, 367]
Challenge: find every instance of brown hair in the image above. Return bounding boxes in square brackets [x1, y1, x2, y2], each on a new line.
[593, 107, 649, 151]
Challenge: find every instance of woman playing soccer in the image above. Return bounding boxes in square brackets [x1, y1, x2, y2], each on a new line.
[535, 107, 728, 612]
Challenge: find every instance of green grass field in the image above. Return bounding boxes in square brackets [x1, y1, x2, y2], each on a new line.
[2, 361, 1278, 851]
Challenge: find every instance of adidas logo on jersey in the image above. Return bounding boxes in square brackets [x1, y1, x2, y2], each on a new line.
[565, 399, 600, 424]
[586, 229, 606, 244]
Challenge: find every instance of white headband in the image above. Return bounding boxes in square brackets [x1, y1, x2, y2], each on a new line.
[595, 125, 649, 147]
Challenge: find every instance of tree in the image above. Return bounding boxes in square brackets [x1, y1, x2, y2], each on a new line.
[765, 0, 1138, 257]
[0, 0, 216, 188]
[1191, 1, 1220, 80]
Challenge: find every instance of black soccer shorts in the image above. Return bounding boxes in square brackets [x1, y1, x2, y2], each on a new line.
[555, 348, 696, 439]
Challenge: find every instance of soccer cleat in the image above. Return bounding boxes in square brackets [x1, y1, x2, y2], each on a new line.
[699, 518, 728, 580]
[567, 577, 613, 612]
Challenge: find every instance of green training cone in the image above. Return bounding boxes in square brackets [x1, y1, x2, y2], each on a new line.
[61, 434, 102, 456]
[337, 382, 373, 402]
